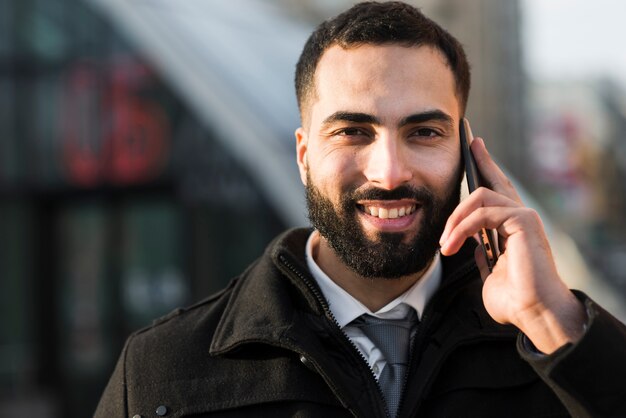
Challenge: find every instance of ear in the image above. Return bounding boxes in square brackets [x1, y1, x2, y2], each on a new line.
[295, 126, 309, 186]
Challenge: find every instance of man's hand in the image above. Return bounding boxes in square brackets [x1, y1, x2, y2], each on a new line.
[439, 137, 586, 354]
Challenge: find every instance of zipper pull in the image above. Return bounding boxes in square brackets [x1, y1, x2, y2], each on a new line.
[299, 354, 316, 372]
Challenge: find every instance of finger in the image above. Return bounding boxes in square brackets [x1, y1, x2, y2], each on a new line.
[471, 137, 522, 203]
[441, 206, 519, 256]
[440, 187, 518, 245]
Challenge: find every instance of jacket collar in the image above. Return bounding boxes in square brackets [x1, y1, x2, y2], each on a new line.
[209, 228, 319, 355]
[209, 228, 498, 355]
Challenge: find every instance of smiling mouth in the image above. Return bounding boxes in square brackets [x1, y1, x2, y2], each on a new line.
[357, 203, 417, 219]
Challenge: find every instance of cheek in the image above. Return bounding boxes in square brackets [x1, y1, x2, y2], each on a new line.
[308, 149, 359, 189]
[412, 148, 461, 189]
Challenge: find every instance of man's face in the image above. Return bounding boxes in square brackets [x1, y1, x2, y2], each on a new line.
[296, 44, 463, 278]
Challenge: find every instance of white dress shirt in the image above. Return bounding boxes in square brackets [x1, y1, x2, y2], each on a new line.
[305, 230, 442, 379]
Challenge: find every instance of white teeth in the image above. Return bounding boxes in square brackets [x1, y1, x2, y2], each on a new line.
[363, 205, 416, 219]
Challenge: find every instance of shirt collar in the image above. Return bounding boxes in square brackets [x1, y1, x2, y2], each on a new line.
[305, 230, 442, 328]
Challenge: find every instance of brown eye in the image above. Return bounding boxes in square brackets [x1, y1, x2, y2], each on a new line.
[339, 127, 369, 136]
[413, 128, 438, 137]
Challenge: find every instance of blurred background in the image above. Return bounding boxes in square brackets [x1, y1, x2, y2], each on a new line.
[1, 0, 625, 416]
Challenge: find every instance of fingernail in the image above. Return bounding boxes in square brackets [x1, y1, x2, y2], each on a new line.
[439, 235, 447, 250]
[439, 228, 449, 246]
[439, 241, 449, 256]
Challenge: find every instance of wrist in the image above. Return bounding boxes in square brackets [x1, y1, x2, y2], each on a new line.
[515, 293, 587, 354]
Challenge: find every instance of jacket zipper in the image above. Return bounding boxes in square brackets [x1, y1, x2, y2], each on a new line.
[279, 254, 391, 418]
[396, 260, 479, 417]
[395, 310, 426, 417]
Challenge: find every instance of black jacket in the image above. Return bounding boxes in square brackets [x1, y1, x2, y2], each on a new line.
[95, 228, 626, 417]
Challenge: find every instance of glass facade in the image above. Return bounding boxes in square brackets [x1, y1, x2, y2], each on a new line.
[0, 1, 286, 416]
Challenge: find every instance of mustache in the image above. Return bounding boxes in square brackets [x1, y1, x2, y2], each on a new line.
[349, 185, 434, 202]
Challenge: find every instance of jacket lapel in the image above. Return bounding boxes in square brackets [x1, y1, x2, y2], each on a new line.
[208, 228, 388, 417]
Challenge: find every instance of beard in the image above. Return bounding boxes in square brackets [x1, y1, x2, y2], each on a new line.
[305, 174, 461, 279]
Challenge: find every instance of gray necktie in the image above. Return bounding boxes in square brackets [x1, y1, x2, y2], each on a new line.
[353, 308, 418, 418]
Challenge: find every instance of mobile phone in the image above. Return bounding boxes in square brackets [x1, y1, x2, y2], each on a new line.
[459, 118, 499, 272]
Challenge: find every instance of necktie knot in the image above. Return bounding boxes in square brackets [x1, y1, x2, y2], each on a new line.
[353, 312, 416, 363]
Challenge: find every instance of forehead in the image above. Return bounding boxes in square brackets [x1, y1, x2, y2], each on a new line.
[309, 44, 460, 124]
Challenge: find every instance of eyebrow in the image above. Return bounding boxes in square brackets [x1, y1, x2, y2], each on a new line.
[321, 109, 454, 129]
[398, 110, 454, 128]
[321, 111, 381, 127]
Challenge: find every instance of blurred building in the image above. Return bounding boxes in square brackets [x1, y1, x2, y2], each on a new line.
[597, 81, 626, 290]
[527, 81, 611, 232]
[527, 78, 626, 291]
[0, 1, 289, 416]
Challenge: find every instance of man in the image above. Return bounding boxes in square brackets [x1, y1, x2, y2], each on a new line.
[96, 2, 626, 417]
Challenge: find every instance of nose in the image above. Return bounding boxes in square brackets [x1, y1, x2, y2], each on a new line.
[362, 134, 412, 190]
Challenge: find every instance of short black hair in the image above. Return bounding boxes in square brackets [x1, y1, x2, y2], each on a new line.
[295, 1, 471, 122]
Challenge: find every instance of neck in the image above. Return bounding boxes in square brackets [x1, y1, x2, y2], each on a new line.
[313, 233, 430, 312]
